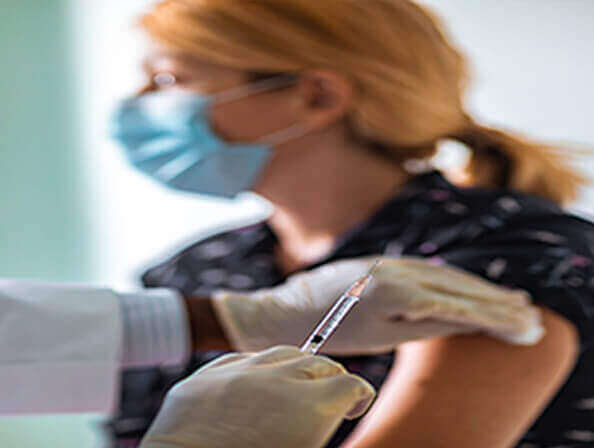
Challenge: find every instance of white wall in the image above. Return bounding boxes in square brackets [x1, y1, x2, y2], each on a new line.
[423, 0, 594, 217]
[1, 1, 593, 447]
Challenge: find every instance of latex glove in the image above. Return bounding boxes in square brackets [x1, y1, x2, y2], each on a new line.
[213, 257, 544, 355]
[140, 346, 375, 448]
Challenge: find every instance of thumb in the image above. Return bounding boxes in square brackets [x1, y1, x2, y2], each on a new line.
[318, 374, 377, 420]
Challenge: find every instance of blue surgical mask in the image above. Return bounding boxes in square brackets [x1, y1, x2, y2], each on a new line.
[111, 76, 301, 198]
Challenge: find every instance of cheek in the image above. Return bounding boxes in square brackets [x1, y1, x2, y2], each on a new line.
[210, 97, 298, 143]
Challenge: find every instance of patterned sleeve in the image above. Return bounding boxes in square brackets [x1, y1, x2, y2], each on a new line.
[435, 212, 594, 348]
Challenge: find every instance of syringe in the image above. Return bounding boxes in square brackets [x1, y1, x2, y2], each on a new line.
[300, 260, 381, 354]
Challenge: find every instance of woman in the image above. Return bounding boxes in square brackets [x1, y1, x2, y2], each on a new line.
[109, 1, 593, 447]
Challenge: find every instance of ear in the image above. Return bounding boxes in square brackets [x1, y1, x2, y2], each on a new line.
[296, 69, 354, 132]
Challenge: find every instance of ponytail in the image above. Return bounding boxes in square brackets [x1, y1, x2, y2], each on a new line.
[452, 117, 585, 205]
[143, 0, 588, 205]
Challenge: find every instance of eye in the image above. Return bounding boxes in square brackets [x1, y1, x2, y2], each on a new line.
[153, 72, 177, 88]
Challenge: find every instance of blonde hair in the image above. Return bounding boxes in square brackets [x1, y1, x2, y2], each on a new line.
[142, 0, 585, 204]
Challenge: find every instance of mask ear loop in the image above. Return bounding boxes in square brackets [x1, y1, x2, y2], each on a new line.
[210, 74, 299, 104]
[257, 122, 310, 146]
[211, 74, 308, 147]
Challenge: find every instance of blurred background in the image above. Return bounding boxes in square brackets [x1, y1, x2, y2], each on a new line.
[0, 0, 592, 446]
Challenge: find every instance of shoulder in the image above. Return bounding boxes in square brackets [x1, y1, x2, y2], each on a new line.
[398, 172, 594, 347]
[392, 173, 591, 263]
[434, 178, 594, 269]
[403, 170, 593, 255]
[454, 180, 593, 251]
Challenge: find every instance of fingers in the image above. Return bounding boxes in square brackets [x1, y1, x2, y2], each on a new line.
[248, 347, 350, 380]
[376, 272, 534, 326]
[195, 346, 305, 375]
[275, 354, 348, 379]
[198, 347, 349, 380]
[421, 273, 530, 305]
[249, 347, 376, 416]
[340, 375, 376, 419]
[382, 257, 531, 305]
[190, 346, 376, 424]
[257, 349, 377, 419]
[318, 374, 377, 419]
[247, 345, 305, 365]
[194, 352, 250, 373]
[381, 289, 544, 345]
[385, 318, 478, 340]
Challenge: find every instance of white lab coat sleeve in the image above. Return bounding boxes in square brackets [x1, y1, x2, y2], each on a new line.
[0, 279, 125, 415]
[119, 288, 191, 368]
[0, 280, 191, 415]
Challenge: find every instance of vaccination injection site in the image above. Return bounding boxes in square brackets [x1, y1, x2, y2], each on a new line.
[2, 1, 594, 447]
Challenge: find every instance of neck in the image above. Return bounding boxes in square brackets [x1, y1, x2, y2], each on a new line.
[253, 126, 408, 269]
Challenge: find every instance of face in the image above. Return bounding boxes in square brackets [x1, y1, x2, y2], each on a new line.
[140, 45, 354, 146]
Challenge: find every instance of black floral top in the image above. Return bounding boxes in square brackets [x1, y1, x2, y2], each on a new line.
[107, 171, 594, 448]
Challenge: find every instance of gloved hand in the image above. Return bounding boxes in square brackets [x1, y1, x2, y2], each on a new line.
[212, 257, 544, 355]
[140, 346, 376, 448]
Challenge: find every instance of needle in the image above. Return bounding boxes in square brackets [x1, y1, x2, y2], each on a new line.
[300, 259, 382, 354]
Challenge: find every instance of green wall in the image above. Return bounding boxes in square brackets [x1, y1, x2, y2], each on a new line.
[0, 0, 90, 282]
[0, 1, 97, 447]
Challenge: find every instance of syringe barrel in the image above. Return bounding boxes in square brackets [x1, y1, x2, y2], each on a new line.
[300, 294, 360, 354]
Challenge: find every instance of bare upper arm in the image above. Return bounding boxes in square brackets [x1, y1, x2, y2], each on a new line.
[342, 307, 580, 448]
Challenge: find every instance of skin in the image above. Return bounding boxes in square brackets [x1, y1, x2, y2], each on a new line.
[140, 47, 580, 447]
[342, 307, 579, 448]
[141, 47, 408, 272]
